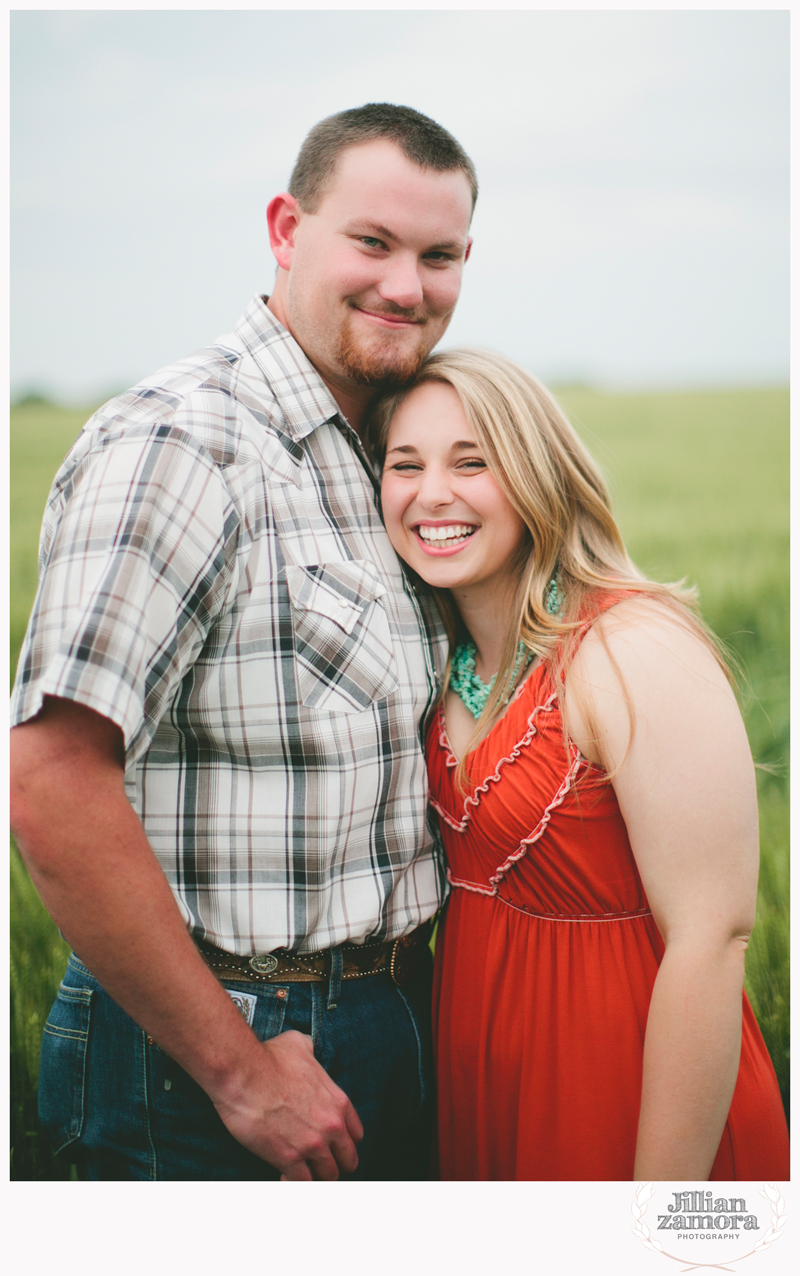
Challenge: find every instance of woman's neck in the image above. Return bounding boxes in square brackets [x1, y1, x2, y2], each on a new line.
[451, 583, 519, 679]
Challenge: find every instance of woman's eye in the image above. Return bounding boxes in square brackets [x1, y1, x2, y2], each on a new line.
[388, 462, 422, 474]
[459, 458, 487, 471]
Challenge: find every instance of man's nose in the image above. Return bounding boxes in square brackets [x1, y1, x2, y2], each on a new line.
[377, 254, 424, 311]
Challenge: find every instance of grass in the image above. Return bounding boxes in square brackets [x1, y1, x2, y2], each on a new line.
[10, 400, 90, 1180]
[10, 842, 73, 1180]
[556, 386, 790, 1110]
[9, 388, 789, 1177]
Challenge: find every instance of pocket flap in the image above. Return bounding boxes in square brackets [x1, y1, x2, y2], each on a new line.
[284, 561, 387, 636]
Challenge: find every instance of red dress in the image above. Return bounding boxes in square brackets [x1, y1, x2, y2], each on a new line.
[429, 653, 789, 1181]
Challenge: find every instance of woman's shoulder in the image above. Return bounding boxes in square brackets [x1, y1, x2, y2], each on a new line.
[563, 592, 736, 769]
[575, 593, 726, 683]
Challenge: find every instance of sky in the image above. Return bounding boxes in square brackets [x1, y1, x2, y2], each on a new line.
[10, 7, 789, 403]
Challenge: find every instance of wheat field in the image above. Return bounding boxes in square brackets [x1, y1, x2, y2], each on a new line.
[9, 387, 789, 1178]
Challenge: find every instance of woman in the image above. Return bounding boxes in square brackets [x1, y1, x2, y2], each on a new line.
[368, 349, 789, 1181]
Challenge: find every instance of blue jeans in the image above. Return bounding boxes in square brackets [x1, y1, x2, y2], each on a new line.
[39, 951, 434, 1180]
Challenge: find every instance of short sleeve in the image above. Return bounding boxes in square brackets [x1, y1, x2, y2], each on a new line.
[10, 421, 240, 765]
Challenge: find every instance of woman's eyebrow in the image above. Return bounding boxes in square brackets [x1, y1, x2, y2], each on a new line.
[385, 444, 420, 457]
[385, 440, 480, 457]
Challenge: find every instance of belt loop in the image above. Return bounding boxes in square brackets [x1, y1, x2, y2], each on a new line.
[327, 946, 343, 1010]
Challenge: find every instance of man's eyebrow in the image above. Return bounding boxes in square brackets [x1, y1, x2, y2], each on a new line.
[346, 221, 400, 243]
[346, 221, 467, 252]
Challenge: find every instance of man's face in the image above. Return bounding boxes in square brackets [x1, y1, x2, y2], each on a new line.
[279, 140, 473, 392]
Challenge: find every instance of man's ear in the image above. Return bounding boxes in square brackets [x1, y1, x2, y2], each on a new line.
[464, 237, 473, 263]
[267, 193, 302, 270]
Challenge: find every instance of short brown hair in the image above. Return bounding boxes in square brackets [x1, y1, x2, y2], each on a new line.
[288, 103, 478, 214]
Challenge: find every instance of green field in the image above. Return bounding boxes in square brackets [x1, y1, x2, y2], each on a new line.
[9, 388, 789, 1179]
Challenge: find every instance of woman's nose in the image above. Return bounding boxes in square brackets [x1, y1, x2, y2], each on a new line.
[417, 465, 455, 508]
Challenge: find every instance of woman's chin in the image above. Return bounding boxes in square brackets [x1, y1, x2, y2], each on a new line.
[409, 560, 474, 591]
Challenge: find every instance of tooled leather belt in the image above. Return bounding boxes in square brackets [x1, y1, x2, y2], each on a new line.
[195, 921, 432, 989]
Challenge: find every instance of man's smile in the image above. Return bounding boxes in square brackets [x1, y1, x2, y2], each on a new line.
[352, 304, 425, 329]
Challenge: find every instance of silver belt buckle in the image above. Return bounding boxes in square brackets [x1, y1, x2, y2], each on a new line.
[249, 954, 278, 975]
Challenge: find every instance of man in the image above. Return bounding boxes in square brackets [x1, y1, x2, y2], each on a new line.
[10, 103, 476, 1181]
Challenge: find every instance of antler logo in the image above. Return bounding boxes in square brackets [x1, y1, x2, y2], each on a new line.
[631, 1182, 786, 1269]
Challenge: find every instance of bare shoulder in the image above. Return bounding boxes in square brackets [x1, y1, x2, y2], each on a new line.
[571, 596, 730, 693]
[564, 596, 737, 766]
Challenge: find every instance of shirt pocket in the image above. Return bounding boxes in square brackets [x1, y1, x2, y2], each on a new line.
[284, 560, 398, 714]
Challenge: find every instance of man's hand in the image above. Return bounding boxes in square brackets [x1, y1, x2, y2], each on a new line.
[11, 696, 362, 1179]
[213, 1030, 363, 1180]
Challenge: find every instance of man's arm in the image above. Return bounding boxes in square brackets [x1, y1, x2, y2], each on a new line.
[10, 695, 363, 1181]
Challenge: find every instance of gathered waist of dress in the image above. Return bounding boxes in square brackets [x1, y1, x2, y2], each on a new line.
[497, 898, 653, 928]
[496, 895, 652, 922]
[446, 871, 651, 922]
[446, 877, 652, 923]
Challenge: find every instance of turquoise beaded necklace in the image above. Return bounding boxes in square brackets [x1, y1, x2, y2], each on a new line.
[449, 640, 533, 720]
[449, 575, 562, 720]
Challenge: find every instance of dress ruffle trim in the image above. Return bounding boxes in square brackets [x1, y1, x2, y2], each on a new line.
[445, 746, 585, 897]
[433, 690, 559, 833]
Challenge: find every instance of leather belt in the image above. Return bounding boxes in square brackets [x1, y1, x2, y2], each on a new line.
[195, 921, 432, 989]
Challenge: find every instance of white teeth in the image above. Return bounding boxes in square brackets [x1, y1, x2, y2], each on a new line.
[417, 524, 476, 543]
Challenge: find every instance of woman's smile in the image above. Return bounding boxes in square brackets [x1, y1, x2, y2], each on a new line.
[413, 521, 478, 553]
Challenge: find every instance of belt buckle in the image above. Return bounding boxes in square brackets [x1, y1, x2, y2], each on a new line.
[249, 954, 278, 975]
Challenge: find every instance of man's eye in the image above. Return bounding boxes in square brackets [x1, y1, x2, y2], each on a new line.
[424, 252, 454, 263]
[361, 237, 386, 250]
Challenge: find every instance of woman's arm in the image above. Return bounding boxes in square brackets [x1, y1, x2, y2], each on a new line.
[564, 600, 759, 1180]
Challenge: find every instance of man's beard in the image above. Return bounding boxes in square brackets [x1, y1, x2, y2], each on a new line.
[336, 313, 430, 387]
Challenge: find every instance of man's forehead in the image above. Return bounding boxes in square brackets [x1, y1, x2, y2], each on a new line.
[319, 139, 473, 225]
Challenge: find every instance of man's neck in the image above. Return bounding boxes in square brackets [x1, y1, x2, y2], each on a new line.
[264, 294, 372, 437]
[314, 371, 373, 438]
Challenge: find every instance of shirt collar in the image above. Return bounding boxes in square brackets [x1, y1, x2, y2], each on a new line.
[233, 295, 343, 442]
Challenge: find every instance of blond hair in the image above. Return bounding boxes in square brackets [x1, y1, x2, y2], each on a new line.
[367, 348, 729, 782]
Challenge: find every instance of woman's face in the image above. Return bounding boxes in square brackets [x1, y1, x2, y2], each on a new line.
[381, 381, 528, 602]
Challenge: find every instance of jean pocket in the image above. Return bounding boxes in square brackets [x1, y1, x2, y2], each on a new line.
[38, 982, 94, 1155]
[221, 982, 291, 1042]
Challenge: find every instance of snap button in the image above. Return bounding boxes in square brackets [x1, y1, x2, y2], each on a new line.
[249, 954, 278, 974]
[338, 597, 350, 608]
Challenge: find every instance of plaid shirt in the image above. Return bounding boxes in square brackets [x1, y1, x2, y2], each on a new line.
[11, 296, 448, 954]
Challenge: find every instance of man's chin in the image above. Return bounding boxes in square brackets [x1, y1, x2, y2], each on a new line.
[336, 330, 429, 388]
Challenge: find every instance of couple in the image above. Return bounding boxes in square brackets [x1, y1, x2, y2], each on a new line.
[11, 104, 788, 1181]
